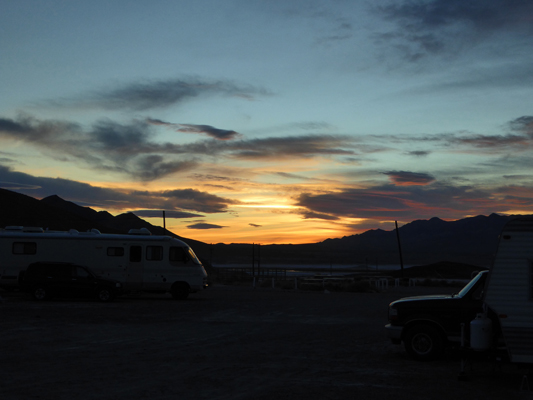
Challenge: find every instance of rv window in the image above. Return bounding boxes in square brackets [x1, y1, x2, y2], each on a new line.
[12, 242, 37, 255]
[107, 247, 125, 257]
[169, 246, 188, 263]
[130, 246, 142, 262]
[146, 246, 163, 261]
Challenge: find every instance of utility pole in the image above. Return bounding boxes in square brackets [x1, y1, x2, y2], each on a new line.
[252, 243, 255, 277]
[395, 220, 404, 278]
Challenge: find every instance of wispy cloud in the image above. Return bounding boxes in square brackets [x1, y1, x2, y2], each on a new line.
[406, 150, 431, 157]
[375, 115, 533, 154]
[272, 172, 312, 181]
[375, 0, 533, 61]
[147, 118, 240, 140]
[47, 77, 271, 111]
[383, 171, 435, 186]
[220, 135, 357, 159]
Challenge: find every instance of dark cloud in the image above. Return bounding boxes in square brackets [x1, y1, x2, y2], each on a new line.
[157, 189, 239, 214]
[249, 223, 262, 227]
[299, 210, 340, 221]
[503, 175, 532, 180]
[508, 116, 533, 137]
[0, 165, 132, 208]
[0, 165, 237, 215]
[0, 115, 360, 181]
[383, 171, 435, 186]
[0, 181, 42, 190]
[188, 174, 249, 183]
[296, 183, 495, 220]
[186, 223, 226, 230]
[449, 133, 529, 149]
[0, 115, 196, 181]
[0, 115, 81, 144]
[406, 150, 430, 157]
[146, 118, 240, 140]
[54, 77, 271, 111]
[177, 124, 240, 140]
[374, 116, 533, 153]
[222, 135, 356, 159]
[157, 134, 357, 160]
[375, 0, 533, 60]
[273, 172, 311, 181]
[134, 156, 197, 181]
[297, 189, 411, 219]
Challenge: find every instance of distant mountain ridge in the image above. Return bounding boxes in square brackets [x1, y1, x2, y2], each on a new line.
[0, 188, 525, 268]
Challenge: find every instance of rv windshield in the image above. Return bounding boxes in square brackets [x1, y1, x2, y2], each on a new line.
[188, 247, 201, 265]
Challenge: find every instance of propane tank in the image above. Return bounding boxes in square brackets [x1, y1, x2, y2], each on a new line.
[470, 313, 492, 351]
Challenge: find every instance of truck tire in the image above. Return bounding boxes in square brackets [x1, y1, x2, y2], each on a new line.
[96, 288, 114, 302]
[171, 282, 189, 300]
[404, 324, 444, 361]
[33, 286, 49, 301]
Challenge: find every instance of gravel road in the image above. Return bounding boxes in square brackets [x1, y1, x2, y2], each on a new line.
[1, 284, 531, 399]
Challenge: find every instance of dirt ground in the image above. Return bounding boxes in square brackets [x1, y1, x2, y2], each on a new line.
[1, 284, 532, 400]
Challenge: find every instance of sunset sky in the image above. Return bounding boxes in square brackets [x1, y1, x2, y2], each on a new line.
[2, 0, 533, 244]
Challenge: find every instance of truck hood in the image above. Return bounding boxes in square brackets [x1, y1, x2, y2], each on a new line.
[391, 294, 455, 305]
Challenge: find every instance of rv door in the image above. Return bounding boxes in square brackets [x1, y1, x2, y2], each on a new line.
[126, 245, 143, 291]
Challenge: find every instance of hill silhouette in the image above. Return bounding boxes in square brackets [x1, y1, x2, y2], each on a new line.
[0, 188, 523, 269]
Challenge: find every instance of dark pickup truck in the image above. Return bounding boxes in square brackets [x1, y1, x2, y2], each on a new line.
[385, 270, 491, 361]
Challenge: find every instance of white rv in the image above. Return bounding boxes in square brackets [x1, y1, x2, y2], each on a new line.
[483, 216, 533, 363]
[0, 226, 208, 299]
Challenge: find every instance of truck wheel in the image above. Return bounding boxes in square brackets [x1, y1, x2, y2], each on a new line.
[404, 324, 444, 361]
[96, 288, 114, 302]
[33, 286, 48, 301]
[171, 282, 189, 300]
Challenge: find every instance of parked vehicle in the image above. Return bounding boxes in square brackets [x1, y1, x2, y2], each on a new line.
[482, 216, 533, 364]
[385, 271, 491, 361]
[387, 216, 533, 363]
[19, 262, 122, 302]
[0, 226, 208, 299]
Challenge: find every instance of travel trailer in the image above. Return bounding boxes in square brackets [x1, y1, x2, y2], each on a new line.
[386, 216, 533, 364]
[483, 216, 533, 363]
[0, 226, 208, 299]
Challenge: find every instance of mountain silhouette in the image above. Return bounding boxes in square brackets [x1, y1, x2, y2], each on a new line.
[0, 188, 522, 268]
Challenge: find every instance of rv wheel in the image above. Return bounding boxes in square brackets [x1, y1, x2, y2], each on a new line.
[404, 324, 444, 361]
[32, 287, 48, 301]
[97, 288, 114, 302]
[171, 282, 189, 300]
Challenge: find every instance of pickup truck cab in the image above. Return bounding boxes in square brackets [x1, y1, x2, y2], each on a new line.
[385, 270, 489, 361]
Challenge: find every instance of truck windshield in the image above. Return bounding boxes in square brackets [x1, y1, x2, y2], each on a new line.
[456, 271, 487, 298]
